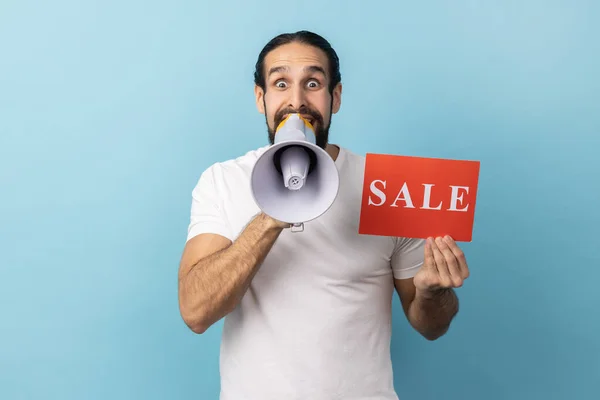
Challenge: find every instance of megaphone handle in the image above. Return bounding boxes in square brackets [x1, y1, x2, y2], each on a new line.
[290, 223, 304, 233]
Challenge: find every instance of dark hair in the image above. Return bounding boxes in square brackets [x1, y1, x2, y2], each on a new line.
[254, 30, 341, 94]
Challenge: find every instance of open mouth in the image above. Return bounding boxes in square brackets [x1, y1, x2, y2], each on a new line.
[300, 115, 316, 126]
[281, 113, 316, 127]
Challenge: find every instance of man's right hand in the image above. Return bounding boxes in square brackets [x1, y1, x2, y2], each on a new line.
[178, 211, 288, 333]
[259, 212, 292, 230]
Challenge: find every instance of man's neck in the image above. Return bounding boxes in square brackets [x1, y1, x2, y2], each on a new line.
[325, 143, 340, 161]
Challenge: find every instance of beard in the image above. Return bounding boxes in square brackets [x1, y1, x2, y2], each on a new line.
[264, 99, 331, 150]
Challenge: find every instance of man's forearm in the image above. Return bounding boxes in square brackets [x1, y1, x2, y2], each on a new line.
[179, 213, 284, 333]
[408, 288, 459, 341]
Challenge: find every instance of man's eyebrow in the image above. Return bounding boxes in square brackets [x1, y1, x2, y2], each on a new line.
[268, 65, 289, 77]
[304, 65, 327, 77]
[267, 65, 327, 77]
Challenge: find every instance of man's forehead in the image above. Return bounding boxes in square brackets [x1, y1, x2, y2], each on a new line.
[264, 43, 329, 75]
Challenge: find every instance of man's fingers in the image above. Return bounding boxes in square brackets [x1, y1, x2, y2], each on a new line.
[435, 237, 463, 287]
[443, 236, 469, 279]
[431, 238, 453, 288]
[424, 238, 436, 269]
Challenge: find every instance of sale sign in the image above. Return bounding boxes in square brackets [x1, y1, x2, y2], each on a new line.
[358, 153, 480, 242]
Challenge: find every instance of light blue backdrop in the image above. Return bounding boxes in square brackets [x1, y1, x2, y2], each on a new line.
[1, 0, 598, 399]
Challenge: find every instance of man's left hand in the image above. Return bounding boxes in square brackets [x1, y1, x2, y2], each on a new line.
[413, 236, 469, 298]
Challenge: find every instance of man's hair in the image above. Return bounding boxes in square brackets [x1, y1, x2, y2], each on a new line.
[254, 30, 341, 94]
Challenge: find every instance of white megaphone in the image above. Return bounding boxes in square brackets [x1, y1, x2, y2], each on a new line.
[250, 114, 340, 232]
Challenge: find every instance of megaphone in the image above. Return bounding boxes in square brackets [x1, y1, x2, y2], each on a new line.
[250, 114, 340, 232]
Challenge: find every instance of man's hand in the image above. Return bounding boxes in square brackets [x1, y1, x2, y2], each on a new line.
[260, 213, 292, 230]
[414, 236, 469, 299]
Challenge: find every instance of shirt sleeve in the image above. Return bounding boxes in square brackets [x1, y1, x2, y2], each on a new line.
[186, 165, 233, 242]
[391, 237, 426, 279]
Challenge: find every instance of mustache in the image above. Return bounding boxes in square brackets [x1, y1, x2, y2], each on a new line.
[274, 107, 323, 128]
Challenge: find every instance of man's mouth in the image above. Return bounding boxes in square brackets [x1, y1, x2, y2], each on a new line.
[280, 113, 317, 127]
[298, 114, 316, 126]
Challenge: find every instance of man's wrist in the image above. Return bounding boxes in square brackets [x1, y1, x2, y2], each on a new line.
[257, 212, 289, 231]
[415, 286, 452, 301]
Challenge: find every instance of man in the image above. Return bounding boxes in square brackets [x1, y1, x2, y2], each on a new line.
[178, 30, 469, 400]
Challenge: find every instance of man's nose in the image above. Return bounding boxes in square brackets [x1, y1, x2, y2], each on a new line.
[288, 85, 307, 110]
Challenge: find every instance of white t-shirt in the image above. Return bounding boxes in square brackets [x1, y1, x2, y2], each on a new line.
[187, 145, 425, 400]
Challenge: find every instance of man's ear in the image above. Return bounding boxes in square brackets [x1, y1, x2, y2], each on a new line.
[255, 85, 265, 114]
[332, 82, 342, 114]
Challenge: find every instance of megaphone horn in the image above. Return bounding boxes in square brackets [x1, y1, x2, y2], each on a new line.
[250, 114, 340, 232]
[271, 144, 317, 190]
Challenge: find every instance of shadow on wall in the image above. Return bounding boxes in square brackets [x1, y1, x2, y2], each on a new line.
[390, 239, 595, 400]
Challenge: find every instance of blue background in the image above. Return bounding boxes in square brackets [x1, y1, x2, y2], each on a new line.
[1, 0, 598, 399]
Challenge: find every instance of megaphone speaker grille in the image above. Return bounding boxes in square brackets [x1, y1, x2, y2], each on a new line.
[251, 141, 340, 224]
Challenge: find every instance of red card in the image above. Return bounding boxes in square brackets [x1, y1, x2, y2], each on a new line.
[358, 153, 480, 242]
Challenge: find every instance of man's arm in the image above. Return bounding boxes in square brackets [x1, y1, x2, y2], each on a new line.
[394, 236, 468, 341]
[395, 278, 459, 341]
[178, 212, 288, 334]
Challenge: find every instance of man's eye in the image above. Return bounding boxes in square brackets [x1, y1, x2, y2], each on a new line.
[307, 80, 319, 88]
[275, 81, 287, 88]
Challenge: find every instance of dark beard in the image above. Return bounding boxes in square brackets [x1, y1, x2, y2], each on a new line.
[264, 100, 331, 150]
